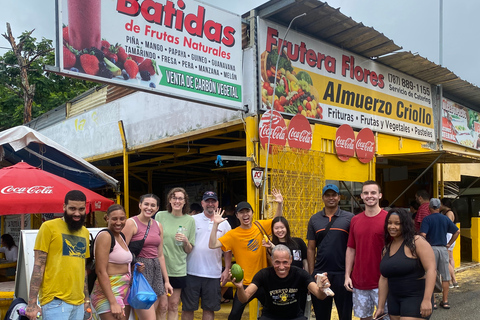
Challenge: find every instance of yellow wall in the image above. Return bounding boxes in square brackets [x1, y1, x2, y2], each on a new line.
[377, 134, 432, 155]
[471, 217, 480, 262]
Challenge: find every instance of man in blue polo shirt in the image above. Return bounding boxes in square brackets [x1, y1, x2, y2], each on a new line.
[307, 184, 354, 320]
[420, 198, 460, 310]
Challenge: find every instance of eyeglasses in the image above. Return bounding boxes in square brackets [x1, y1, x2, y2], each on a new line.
[172, 197, 185, 202]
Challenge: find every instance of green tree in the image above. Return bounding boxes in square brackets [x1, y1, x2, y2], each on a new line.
[0, 23, 97, 129]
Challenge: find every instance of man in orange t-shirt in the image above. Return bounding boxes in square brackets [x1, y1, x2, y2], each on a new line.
[209, 190, 283, 320]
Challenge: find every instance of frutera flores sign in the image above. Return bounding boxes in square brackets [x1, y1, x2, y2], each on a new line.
[57, 0, 243, 110]
[257, 18, 434, 142]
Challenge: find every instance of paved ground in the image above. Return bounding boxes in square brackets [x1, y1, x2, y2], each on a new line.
[189, 263, 480, 320]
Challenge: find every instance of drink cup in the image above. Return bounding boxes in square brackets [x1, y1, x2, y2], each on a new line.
[316, 273, 335, 297]
[68, 0, 101, 50]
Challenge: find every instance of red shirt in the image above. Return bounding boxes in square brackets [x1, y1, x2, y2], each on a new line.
[415, 202, 430, 232]
[347, 209, 387, 290]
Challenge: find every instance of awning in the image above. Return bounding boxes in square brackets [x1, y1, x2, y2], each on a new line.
[377, 150, 480, 165]
[0, 126, 119, 189]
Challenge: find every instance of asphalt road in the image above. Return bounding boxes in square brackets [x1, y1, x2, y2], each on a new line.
[430, 264, 480, 320]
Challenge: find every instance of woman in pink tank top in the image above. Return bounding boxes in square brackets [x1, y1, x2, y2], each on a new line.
[123, 194, 173, 320]
[90, 204, 133, 319]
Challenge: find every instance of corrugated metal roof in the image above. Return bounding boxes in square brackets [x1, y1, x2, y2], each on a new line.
[251, 0, 480, 109]
[25, 104, 66, 131]
[254, 0, 402, 58]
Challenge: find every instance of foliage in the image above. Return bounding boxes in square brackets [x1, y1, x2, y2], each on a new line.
[0, 29, 97, 130]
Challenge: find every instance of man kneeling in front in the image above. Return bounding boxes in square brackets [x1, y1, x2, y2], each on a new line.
[231, 244, 330, 320]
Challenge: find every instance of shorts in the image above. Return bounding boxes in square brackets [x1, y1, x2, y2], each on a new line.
[170, 276, 188, 289]
[432, 246, 450, 281]
[181, 275, 221, 311]
[91, 273, 131, 314]
[387, 279, 432, 319]
[136, 256, 166, 296]
[42, 298, 84, 320]
[446, 234, 456, 251]
[352, 288, 389, 319]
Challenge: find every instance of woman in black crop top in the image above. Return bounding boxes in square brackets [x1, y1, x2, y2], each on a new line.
[374, 209, 436, 320]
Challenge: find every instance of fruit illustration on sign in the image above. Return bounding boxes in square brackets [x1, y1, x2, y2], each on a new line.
[260, 47, 320, 118]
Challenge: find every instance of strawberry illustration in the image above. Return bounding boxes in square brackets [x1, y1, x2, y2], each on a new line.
[139, 59, 157, 75]
[63, 46, 77, 69]
[63, 26, 69, 43]
[116, 46, 127, 62]
[124, 58, 139, 79]
[101, 40, 110, 51]
[105, 46, 118, 63]
[128, 54, 144, 64]
[80, 53, 99, 75]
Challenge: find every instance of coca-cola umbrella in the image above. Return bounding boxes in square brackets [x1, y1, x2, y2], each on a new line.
[0, 162, 115, 215]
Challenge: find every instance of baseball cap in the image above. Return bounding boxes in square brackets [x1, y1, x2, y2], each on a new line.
[202, 191, 218, 201]
[235, 201, 253, 213]
[429, 198, 441, 209]
[322, 184, 340, 195]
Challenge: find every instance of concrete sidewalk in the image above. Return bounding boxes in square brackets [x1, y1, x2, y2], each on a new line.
[189, 262, 480, 320]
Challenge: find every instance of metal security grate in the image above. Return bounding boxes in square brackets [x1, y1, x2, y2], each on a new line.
[263, 146, 325, 239]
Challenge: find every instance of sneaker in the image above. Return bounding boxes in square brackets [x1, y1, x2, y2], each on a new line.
[449, 283, 454, 288]
[454, 282, 459, 288]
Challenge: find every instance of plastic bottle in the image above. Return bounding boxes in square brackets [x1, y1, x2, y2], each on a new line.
[84, 307, 92, 320]
[175, 226, 184, 246]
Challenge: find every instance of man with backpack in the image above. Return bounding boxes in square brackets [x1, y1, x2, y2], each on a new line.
[26, 190, 92, 320]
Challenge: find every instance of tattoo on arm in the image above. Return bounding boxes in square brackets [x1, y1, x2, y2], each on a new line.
[28, 251, 47, 304]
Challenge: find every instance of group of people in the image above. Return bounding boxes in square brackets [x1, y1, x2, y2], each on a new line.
[305, 182, 459, 320]
[23, 182, 460, 320]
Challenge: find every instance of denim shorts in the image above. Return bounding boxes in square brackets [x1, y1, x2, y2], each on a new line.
[42, 298, 84, 320]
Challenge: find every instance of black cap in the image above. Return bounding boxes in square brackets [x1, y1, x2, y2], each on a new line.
[202, 191, 218, 201]
[235, 201, 252, 213]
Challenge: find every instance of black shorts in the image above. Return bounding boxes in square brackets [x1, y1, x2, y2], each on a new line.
[181, 275, 221, 311]
[169, 276, 187, 289]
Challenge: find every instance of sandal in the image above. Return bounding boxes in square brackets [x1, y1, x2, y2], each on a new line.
[221, 298, 230, 304]
[434, 303, 438, 310]
[440, 301, 450, 309]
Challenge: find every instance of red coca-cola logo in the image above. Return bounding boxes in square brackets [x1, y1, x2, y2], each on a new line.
[335, 124, 355, 161]
[287, 114, 312, 150]
[355, 128, 375, 163]
[259, 110, 287, 153]
[1, 185, 54, 194]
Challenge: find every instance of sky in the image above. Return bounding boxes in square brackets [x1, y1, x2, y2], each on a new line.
[1, 0, 479, 86]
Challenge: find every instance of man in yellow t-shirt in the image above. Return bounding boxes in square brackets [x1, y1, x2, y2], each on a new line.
[26, 190, 91, 320]
[209, 189, 283, 320]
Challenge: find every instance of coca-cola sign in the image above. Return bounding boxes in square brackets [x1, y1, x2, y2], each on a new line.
[1, 185, 54, 194]
[287, 114, 313, 150]
[355, 128, 375, 163]
[259, 110, 287, 153]
[335, 124, 355, 161]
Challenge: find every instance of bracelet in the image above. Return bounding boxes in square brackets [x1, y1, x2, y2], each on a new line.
[85, 299, 91, 303]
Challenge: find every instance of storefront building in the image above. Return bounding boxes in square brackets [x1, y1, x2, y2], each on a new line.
[29, 0, 480, 271]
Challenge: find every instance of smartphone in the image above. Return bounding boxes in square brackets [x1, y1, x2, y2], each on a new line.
[373, 313, 388, 320]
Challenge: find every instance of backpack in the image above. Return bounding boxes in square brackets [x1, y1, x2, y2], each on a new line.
[3, 297, 28, 320]
[87, 229, 126, 293]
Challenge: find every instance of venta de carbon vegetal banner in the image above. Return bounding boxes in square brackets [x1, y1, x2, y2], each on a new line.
[58, 0, 243, 110]
[257, 18, 434, 141]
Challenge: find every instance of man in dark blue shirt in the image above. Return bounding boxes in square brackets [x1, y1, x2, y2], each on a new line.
[420, 198, 460, 310]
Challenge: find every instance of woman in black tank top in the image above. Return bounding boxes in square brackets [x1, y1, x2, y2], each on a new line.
[375, 208, 436, 320]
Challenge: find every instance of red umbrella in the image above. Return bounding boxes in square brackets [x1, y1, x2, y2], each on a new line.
[0, 162, 115, 215]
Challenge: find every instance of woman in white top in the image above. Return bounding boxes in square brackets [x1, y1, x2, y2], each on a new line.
[0, 234, 18, 262]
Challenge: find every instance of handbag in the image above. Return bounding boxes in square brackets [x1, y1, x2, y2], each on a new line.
[128, 219, 151, 257]
[128, 263, 157, 309]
